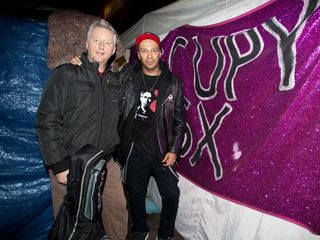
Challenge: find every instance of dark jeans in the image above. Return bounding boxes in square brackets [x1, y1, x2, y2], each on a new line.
[126, 147, 180, 238]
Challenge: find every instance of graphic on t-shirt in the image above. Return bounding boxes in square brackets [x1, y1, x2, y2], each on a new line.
[135, 89, 158, 122]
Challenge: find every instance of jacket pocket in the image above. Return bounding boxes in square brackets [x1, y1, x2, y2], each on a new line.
[72, 81, 95, 107]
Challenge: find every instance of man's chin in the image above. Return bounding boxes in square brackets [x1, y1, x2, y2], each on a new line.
[93, 57, 107, 64]
[143, 64, 157, 72]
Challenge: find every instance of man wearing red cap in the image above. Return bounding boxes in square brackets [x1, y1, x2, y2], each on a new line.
[117, 32, 185, 240]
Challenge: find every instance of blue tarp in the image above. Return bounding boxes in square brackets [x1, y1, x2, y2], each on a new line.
[0, 15, 53, 239]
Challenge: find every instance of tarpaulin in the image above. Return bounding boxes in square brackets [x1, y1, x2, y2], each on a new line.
[0, 15, 52, 239]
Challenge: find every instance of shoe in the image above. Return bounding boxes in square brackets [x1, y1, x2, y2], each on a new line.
[133, 232, 149, 240]
[101, 235, 109, 240]
[156, 236, 171, 240]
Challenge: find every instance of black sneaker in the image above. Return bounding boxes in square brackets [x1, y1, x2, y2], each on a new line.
[133, 232, 149, 240]
[156, 237, 171, 240]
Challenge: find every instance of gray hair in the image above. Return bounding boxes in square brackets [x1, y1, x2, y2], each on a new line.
[87, 19, 117, 47]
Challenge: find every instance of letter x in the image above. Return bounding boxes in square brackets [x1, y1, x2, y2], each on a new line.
[190, 102, 232, 180]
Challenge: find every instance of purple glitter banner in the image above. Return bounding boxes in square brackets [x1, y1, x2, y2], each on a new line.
[161, 0, 320, 234]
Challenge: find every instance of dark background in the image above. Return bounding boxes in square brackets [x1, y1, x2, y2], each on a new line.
[0, 0, 176, 34]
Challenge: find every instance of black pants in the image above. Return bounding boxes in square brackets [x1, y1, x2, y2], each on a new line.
[126, 147, 180, 238]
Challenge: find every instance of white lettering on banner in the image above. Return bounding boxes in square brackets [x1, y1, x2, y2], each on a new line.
[189, 102, 232, 180]
[262, 0, 318, 90]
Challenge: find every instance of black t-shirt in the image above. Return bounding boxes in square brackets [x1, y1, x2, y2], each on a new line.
[131, 74, 161, 158]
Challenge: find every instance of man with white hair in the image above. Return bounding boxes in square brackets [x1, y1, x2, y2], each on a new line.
[36, 19, 128, 240]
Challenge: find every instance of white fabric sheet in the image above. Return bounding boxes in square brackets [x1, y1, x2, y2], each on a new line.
[148, 176, 320, 240]
[120, 0, 270, 48]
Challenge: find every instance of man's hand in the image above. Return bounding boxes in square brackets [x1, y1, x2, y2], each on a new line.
[55, 169, 69, 185]
[162, 152, 177, 166]
[69, 56, 82, 66]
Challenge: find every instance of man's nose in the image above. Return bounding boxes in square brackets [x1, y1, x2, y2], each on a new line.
[147, 51, 153, 58]
[99, 42, 105, 49]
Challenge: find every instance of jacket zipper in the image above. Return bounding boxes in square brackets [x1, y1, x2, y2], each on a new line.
[120, 77, 133, 116]
[97, 75, 105, 147]
[161, 89, 175, 106]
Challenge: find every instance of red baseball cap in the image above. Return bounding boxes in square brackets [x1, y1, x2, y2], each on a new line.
[135, 32, 161, 47]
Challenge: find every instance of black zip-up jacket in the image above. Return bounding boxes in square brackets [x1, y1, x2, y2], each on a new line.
[36, 53, 120, 174]
[117, 61, 185, 166]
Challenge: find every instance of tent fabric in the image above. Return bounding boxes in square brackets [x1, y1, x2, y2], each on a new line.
[0, 16, 52, 239]
[148, 176, 319, 240]
[120, 0, 270, 48]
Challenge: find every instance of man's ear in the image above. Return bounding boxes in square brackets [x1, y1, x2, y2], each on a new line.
[85, 41, 89, 50]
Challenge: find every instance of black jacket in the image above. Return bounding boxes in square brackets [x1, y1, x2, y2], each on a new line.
[117, 61, 185, 166]
[36, 53, 120, 174]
